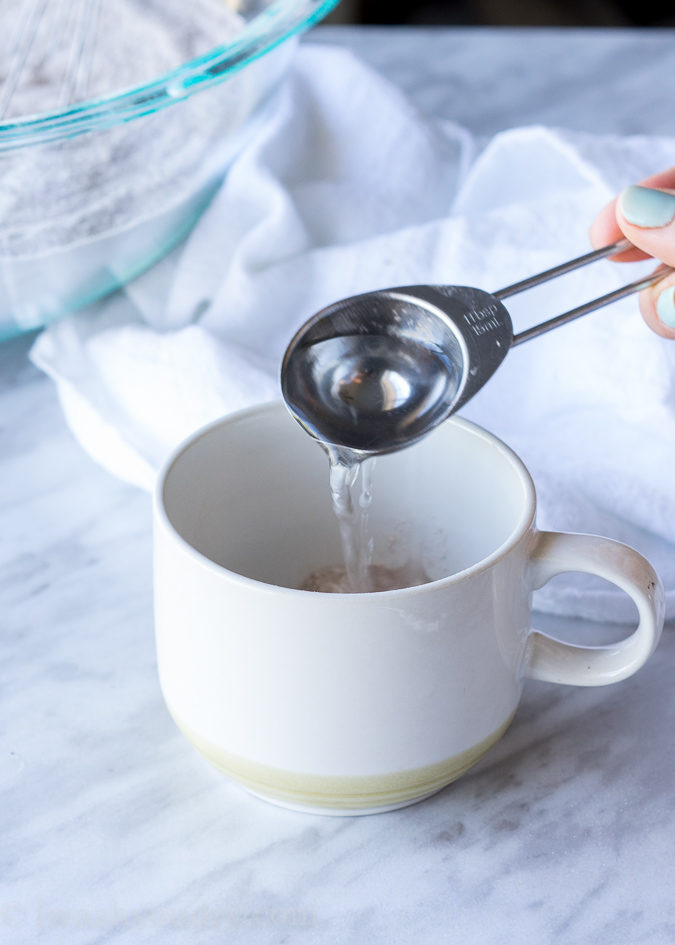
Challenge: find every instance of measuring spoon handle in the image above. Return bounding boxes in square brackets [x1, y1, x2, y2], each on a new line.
[512, 264, 672, 346]
[492, 238, 671, 346]
[494, 239, 631, 300]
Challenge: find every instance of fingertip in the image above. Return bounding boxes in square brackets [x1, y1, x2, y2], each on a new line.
[640, 284, 675, 339]
[588, 196, 643, 260]
[589, 198, 621, 249]
[656, 285, 675, 331]
[617, 185, 675, 229]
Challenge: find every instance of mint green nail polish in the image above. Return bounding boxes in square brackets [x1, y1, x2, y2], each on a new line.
[619, 186, 675, 228]
[656, 286, 675, 328]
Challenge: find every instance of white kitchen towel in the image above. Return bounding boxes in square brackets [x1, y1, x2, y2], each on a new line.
[31, 43, 675, 622]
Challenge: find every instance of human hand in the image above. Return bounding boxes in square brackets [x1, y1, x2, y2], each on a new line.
[590, 167, 675, 339]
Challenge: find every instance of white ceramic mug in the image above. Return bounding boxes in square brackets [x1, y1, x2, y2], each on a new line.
[153, 402, 664, 815]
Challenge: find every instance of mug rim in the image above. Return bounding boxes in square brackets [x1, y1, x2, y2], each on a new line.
[153, 399, 537, 598]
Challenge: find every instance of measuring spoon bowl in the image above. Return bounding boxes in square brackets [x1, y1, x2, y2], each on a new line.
[281, 284, 512, 455]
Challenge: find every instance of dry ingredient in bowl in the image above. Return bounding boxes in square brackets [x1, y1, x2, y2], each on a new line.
[0, 0, 253, 256]
[0, 0, 245, 119]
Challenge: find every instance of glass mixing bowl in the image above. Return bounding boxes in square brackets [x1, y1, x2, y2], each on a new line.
[0, 0, 338, 340]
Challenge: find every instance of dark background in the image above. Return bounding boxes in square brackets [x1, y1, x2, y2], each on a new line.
[329, 0, 675, 26]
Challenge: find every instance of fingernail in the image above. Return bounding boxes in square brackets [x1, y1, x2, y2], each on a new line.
[656, 286, 675, 328]
[619, 185, 675, 228]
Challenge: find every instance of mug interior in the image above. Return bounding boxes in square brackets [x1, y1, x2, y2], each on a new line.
[159, 402, 534, 590]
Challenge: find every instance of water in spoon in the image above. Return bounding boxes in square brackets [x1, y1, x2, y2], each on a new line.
[292, 332, 457, 453]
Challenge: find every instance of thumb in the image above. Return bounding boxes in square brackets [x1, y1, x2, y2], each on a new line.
[616, 186, 675, 338]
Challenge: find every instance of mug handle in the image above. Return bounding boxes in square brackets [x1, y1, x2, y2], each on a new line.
[526, 531, 664, 686]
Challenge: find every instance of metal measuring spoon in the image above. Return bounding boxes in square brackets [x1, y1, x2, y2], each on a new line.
[281, 239, 670, 456]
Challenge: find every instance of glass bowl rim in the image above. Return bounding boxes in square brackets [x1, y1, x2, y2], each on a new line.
[0, 0, 339, 151]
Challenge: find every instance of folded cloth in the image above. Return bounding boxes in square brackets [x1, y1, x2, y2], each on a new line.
[31, 43, 675, 622]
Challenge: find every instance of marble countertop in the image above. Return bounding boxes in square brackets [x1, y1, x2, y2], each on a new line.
[2, 26, 675, 945]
